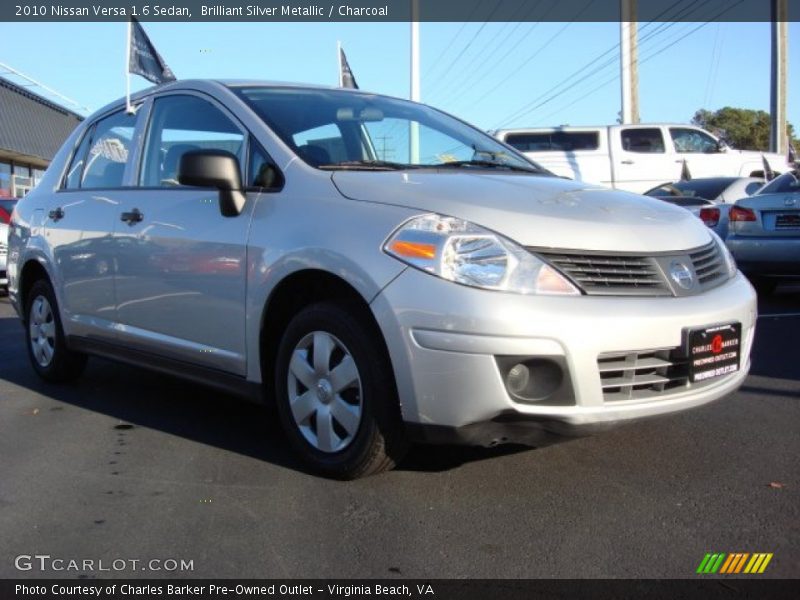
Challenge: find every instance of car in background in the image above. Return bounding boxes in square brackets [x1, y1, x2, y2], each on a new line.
[644, 177, 764, 237]
[726, 169, 800, 294]
[1, 199, 19, 292]
[0, 222, 9, 293]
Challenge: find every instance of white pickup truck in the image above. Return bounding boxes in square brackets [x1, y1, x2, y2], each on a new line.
[495, 124, 790, 194]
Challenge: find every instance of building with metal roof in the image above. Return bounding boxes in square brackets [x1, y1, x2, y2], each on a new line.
[0, 76, 83, 198]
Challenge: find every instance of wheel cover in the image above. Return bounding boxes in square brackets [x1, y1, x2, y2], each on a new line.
[287, 331, 363, 453]
[29, 295, 56, 368]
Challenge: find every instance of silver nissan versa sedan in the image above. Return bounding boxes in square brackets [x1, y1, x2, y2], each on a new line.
[7, 81, 757, 478]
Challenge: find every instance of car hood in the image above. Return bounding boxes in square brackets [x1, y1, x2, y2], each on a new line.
[331, 171, 711, 253]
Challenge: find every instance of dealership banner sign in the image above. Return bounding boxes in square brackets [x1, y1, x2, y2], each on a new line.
[4, 0, 799, 22]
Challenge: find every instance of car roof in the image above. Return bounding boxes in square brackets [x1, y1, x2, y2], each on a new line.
[89, 79, 393, 121]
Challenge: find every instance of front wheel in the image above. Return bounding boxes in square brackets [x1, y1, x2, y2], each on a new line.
[25, 279, 87, 382]
[274, 302, 407, 479]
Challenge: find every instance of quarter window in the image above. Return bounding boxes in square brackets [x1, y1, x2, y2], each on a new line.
[140, 95, 245, 187]
[505, 131, 600, 152]
[621, 128, 665, 153]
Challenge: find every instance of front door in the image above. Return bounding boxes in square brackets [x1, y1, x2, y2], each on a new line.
[111, 93, 252, 376]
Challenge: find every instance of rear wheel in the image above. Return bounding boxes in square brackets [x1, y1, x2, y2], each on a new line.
[274, 302, 407, 479]
[25, 279, 87, 382]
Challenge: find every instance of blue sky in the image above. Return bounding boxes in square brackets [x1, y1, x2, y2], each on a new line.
[1, 20, 797, 134]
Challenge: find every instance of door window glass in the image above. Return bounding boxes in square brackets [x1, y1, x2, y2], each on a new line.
[621, 128, 665, 153]
[141, 95, 245, 187]
[63, 128, 94, 189]
[670, 128, 718, 153]
[81, 111, 138, 188]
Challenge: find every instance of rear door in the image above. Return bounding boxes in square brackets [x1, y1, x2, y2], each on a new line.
[110, 92, 257, 375]
[611, 126, 677, 193]
[46, 109, 141, 340]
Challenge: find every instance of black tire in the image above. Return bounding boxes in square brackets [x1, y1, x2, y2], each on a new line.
[274, 301, 407, 479]
[25, 279, 87, 382]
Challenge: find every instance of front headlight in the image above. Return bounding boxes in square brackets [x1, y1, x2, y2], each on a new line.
[709, 230, 737, 279]
[383, 214, 580, 295]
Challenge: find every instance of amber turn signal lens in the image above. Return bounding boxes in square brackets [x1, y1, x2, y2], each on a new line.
[389, 240, 437, 259]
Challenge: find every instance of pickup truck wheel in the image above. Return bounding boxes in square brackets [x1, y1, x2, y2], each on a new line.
[274, 302, 407, 479]
[25, 279, 87, 382]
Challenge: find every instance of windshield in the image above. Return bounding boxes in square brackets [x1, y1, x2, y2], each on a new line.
[232, 86, 546, 173]
[758, 171, 800, 195]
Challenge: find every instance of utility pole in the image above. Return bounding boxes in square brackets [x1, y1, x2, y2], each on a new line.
[770, 0, 788, 154]
[620, 0, 640, 124]
[410, 0, 420, 163]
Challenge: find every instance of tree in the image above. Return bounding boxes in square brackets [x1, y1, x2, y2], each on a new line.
[691, 107, 797, 152]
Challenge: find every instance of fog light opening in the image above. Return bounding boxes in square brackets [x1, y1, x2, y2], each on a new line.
[497, 357, 566, 404]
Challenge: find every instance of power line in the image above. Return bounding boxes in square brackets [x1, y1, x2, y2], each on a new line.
[492, 0, 731, 129]
[489, 0, 701, 128]
[531, 0, 746, 126]
[0, 61, 91, 114]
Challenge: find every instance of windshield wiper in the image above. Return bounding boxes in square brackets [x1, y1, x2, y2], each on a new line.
[430, 160, 541, 173]
[318, 160, 416, 171]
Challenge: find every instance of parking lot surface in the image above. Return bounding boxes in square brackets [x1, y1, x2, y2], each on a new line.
[0, 288, 798, 579]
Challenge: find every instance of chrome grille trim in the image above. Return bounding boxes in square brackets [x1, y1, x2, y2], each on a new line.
[689, 243, 725, 286]
[534, 251, 670, 296]
[533, 241, 728, 297]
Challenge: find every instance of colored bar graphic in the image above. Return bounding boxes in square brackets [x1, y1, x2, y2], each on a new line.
[701, 552, 774, 575]
[719, 554, 736, 573]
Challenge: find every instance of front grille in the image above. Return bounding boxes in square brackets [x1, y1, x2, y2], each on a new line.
[597, 348, 694, 402]
[534, 242, 727, 297]
[689, 243, 725, 287]
[535, 251, 670, 296]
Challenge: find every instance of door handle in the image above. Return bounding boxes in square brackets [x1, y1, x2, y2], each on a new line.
[48, 207, 64, 221]
[120, 208, 144, 225]
[621, 160, 634, 165]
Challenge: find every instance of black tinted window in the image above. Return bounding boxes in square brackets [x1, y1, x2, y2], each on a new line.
[141, 95, 245, 187]
[621, 128, 665, 153]
[80, 111, 138, 189]
[506, 131, 599, 152]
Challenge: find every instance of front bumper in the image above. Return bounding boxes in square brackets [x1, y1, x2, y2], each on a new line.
[371, 269, 757, 446]
[726, 235, 800, 276]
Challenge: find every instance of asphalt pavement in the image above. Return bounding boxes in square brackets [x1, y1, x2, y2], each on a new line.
[0, 286, 797, 579]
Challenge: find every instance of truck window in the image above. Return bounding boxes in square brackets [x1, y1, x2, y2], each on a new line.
[621, 128, 665, 153]
[505, 132, 599, 152]
[670, 128, 718, 153]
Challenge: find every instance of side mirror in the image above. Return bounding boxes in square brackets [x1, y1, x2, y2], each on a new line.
[716, 140, 728, 153]
[178, 150, 246, 217]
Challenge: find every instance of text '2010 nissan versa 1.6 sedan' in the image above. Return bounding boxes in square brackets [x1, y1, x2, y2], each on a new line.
[7, 81, 757, 478]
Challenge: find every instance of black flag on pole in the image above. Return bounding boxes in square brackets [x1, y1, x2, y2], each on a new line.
[680, 159, 692, 181]
[128, 16, 176, 84]
[339, 47, 359, 89]
[761, 155, 775, 181]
